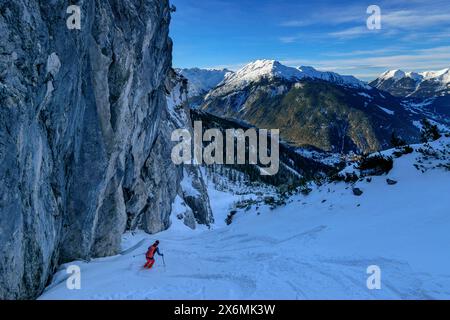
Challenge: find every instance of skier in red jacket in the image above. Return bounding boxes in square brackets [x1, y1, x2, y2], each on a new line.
[144, 240, 164, 269]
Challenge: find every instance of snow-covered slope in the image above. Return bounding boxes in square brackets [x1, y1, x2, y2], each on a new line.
[211, 60, 369, 95]
[40, 137, 450, 300]
[175, 68, 233, 97]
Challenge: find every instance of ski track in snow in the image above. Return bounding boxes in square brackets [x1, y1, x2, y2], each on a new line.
[40, 138, 450, 300]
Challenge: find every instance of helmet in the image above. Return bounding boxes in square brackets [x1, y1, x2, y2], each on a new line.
[154, 240, 160, 245]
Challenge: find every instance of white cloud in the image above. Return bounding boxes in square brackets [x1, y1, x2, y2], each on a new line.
[280, 4, 450, 42]
[383, 10, 450, 28]
[279, 36, 299, 44]
[328, 26, 372, 39]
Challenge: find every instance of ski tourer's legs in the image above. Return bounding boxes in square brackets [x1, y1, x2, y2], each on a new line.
[144, 258, 155, 269]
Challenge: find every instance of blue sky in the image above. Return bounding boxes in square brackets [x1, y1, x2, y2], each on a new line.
[170, 0, 450, 80]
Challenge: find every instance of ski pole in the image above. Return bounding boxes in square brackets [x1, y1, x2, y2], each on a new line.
[162, 256, 166, 270]
[133, 252, 146, 258]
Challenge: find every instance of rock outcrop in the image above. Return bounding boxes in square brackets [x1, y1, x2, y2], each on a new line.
[0, 0, 211, 300]
[126, 69, 214, 233]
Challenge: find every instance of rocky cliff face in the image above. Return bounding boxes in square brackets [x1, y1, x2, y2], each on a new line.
[0, 0, 211, 300]
[126, 69, 214, 233]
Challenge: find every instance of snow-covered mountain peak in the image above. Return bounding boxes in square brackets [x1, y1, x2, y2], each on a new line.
[377, 68, 450, 84]
[379, 69, 423, 82]
[380, 69, 407, 81]
[215, 60, 369, 93]
[372, 67, 450, 98]
[176, 68, 233, 97]
[229, 59, 303, 83]
[421, 68, 450, 83]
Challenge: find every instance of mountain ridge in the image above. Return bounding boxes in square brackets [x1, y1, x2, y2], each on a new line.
[371, 67, 450, 98]
[176, 60, 372, 101]
[206, 60, 370, 96]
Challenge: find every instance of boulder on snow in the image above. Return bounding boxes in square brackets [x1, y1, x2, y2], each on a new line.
[353, 188, 364, 196]
[180, 167, 214, 226]
[172, 196, 197, 230]
[387, 179, 398, 185]
[182, 208, 197, 230]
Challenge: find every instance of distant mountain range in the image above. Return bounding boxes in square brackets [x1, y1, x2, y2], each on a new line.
[370, 68, 450, 125]
[177, 60, 449, 154]
[371, 68, 450, 98]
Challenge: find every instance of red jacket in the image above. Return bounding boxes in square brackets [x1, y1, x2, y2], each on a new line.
[146, 245, 163, 259]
